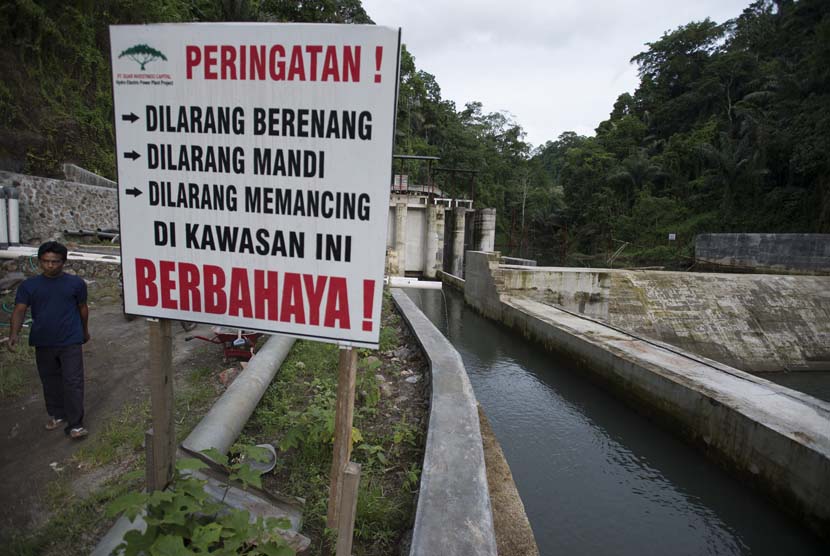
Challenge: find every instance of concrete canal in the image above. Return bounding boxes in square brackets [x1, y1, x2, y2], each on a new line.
[406, 287, 827, 555]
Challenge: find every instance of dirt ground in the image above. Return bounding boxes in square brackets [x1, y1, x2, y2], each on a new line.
[0, 298, 217, 535]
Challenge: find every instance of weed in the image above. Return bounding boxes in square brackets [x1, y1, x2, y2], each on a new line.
[106, 455, 295, 555]
[392, 414, 418, 447]
[243, 295, 426, 556]
[353, 478, 405, 550]
[378, 325, 398, 352]
[401, 462, 421, 493]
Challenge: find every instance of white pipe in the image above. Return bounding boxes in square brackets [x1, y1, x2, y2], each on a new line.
[7, 188, 19, 245]
[0, 246, 121, 263]
[386, 276, 443, 290]
[0, 187, 8, 249]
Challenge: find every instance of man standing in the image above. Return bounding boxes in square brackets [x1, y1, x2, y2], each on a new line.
[9, 241, 90, 439]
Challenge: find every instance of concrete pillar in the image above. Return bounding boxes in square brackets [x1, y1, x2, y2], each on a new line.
[424, 204, 440, 278]
[395, 202, 407, 276]
[475, 208, 496, 252]
[451, 206, 467, 277]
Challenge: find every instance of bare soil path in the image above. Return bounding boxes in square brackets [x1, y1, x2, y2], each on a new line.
[0, 301, 211, 534]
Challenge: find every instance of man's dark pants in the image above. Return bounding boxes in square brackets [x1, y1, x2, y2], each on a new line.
[35, 345, 84, 431]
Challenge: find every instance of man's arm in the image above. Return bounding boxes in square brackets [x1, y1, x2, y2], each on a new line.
[78, 303, 90, 343]
[9, 303, 28, 349]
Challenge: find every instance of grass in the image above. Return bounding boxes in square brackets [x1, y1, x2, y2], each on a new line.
[0, 338, 35, 399]
[243, 291, 427, 556]
[72, 364, 220, 469]
[0, 288, 34, 399]
[73, 401, 148, 467]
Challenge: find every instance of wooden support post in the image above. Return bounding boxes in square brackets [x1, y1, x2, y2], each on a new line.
[327, 346, 358, 528]
[147, 319, 175, 491]
[335, 462, 361, 556]
[144, 428, 155, 491]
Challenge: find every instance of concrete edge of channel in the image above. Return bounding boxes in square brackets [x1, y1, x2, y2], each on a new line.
[391, 288, 498, 556]
[462, 250, 830, 543]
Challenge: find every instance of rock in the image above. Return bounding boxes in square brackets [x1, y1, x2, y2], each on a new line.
[0, 271, 25, 290]
[295, 361, 306, 369]
[405, 375, 421, 384]
[365, 355, 381, 366]
[400, 369, 413, 377]
[393, 346, 410, 359]
[379, 382, 394, 398]
[219, 367, 241, 386]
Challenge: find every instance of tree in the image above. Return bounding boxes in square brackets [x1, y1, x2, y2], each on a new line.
[118, 44, 167, 70]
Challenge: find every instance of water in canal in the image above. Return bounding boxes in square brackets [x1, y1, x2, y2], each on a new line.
[405, 288, 827, 556]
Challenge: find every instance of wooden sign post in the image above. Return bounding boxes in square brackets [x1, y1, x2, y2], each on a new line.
[146, 318, 175, 491]
[327, 346, 359, 528]
[335, 462, 362, 556]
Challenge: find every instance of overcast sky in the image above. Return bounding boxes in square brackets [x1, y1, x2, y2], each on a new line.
[362, 0, 752, 149]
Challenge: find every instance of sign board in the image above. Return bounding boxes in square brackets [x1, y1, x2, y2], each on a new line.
[668, 233, 677, 241]
[110, 23, 400, 348]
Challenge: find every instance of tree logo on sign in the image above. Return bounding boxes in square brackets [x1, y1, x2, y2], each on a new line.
[119, 44, 167, 70]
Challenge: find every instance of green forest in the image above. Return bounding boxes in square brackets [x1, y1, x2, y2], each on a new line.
[1, 0, 828, 267]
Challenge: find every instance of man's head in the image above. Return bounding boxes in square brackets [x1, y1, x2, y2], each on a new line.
[37, 241, 68, 277]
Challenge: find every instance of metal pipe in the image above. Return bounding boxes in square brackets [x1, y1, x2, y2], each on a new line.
[182, 334, 295, 456]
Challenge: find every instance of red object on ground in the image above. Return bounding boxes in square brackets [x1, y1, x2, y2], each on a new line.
[185, 328, 261, 361]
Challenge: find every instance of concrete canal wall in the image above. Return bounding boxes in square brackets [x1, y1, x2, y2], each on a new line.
[695, 233, 830, 275]
[493, 262, 830, 373]
[462, 251, 830, 541]
[391, 289, 498, 556]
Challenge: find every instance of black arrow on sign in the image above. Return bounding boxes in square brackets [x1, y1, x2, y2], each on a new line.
[125, 187, 142, 197]
[123, 150, 141, 161]
[121, 113, 139, 123]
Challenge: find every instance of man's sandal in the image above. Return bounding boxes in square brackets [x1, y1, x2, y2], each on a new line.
[69, 427, 88, 439]
[45, 417, 65, 431]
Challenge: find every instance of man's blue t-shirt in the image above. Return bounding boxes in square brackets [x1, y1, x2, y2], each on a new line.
[15, 273, 87, 347]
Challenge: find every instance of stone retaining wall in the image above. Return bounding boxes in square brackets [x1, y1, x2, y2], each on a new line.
[0, 171, 118, 244]
[1, 256, 121, 291]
